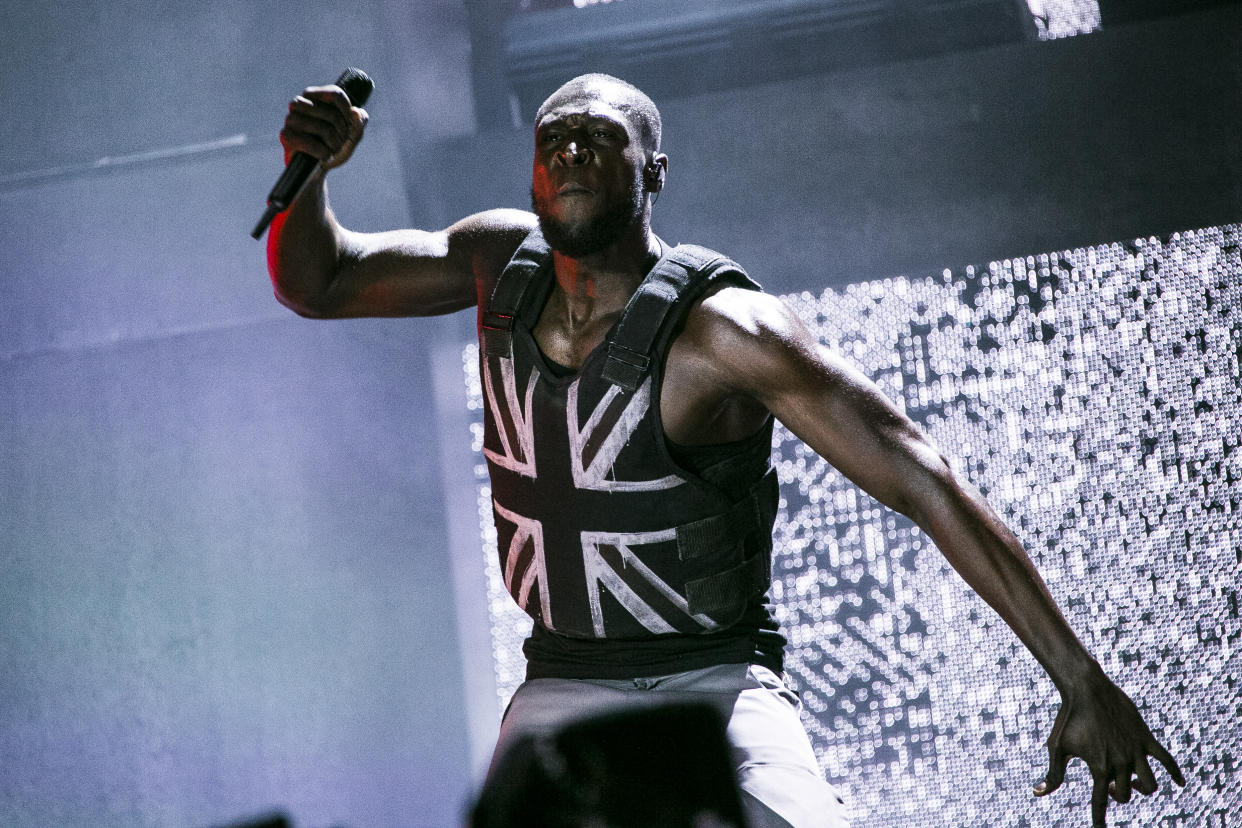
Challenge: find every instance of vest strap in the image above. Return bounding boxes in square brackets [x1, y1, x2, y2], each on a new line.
[601, 342, 651, 390]
[601, 244, 752, 391]
[481, 312, 514, 358]
[685, 549, 769, 616]
[677, 468, 778, 615]
[482, 228, 552, 358]
[676, 484, 763, 562]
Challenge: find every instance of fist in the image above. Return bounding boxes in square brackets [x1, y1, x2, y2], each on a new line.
[280, 84, 369, 170]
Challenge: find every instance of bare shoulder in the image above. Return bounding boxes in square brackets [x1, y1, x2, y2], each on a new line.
[689, 285, 802, 339]
[311, 208, 537, 319]
[340, 208, 534, 273]
[448, 208, 538, 248]
[675, 285, 818, 394]
[446, 208, 538, 289]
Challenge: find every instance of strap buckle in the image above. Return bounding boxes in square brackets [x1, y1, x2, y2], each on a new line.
[601, 343, 651, 391]
[482, 312, 515, 358]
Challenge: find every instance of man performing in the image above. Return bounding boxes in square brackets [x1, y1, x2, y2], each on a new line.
[267, 73, 1183, 827]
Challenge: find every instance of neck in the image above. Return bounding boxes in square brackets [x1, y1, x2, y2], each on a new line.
[550, 221, 663, 330]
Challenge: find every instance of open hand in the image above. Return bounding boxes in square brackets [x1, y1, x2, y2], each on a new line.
[1033, 667, 1184, 827]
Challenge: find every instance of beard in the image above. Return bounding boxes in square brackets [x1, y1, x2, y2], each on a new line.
[531, 179, 644, 258]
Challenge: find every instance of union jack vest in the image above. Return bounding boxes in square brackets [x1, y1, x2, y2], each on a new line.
[478, 228, 779, 640]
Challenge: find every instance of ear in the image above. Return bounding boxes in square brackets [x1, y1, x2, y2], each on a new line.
[645, 153, 667, 192]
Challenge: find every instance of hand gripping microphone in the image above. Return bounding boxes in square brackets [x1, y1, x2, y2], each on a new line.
[251, 67, 374, 239]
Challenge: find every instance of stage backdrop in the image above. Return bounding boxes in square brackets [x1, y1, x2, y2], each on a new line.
[455, 222, 1240, 827]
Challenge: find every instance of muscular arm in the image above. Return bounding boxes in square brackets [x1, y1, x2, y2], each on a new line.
[265, 83, 535, 319]
[682, 287, 1182, 825]
[689, 289, 1093, 681]
[268, 184, 533, 318]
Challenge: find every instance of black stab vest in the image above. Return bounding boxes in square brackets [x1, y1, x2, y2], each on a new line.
[479, 228, 779, 640]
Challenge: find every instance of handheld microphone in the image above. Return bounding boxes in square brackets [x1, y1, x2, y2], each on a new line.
[251, 67, 374, 240]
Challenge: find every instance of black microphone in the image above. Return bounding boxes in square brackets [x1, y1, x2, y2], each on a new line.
[251, 67, 374, 240]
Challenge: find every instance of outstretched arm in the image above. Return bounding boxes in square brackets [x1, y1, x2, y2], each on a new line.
[688, 288, 1183, 827]
[266, 82, 535, 319]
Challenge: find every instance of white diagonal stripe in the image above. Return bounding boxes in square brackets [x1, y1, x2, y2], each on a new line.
[495, 500, 551, 629]
[581, 529, 720, 636]
[483, 356, 537, 478]
[568, 376, 681, 492]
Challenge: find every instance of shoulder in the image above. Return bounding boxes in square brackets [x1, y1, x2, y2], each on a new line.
[446, 208, 539, 294]
[448, 208, 538, 264]
[673, 285, 818, 394]
[682, 285, 807, 354]
[449, 208, 537, 243]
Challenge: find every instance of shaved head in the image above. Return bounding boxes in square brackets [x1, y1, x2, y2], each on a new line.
[536, 73, 662, 154]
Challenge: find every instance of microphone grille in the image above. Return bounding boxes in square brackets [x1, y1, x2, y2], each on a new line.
[335, 67, 374, 107]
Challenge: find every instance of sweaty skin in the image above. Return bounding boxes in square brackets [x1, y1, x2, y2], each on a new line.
[268, 75, 1183, 827]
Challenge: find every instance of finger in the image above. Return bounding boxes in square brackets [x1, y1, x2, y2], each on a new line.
[279, 125, 334, 162]
[1092, 774, 1109, 828]
[285, 110, 351, 151]
[301, 85, 354, 116]
[1111, 770, 1133, 804]
[1034, 744, 1068, 796]
[288, 97, 352, 145]
[1148, 740, 1185, 787]
[347, 107, 369, 143]
[1133, 757, 1158, 796]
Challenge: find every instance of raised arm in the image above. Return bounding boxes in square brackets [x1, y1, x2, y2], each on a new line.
[684, 288, 1183, 827]
[266, 83, 535, 319]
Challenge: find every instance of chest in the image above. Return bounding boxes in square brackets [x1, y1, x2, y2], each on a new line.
[530, 308, 763, 445]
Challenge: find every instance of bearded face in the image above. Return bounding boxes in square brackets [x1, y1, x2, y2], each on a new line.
[530, 173, 644, 258]
[529, 89, 654, 259]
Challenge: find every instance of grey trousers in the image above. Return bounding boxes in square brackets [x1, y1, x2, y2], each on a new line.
[491, 663, 850, 828]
